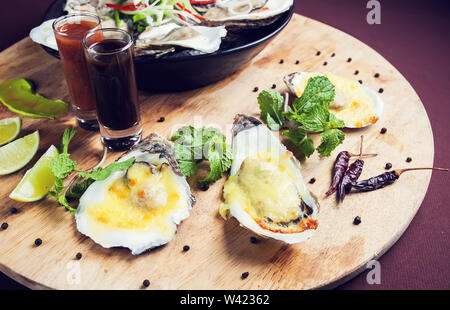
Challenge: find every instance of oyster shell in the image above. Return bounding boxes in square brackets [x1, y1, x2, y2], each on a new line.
[64, 0, 115, 16]
[198, 0, 293, 29]
[76, 133, 195, 255]
[136, 23, 227, 55]
[220, 115, 319, 244]
[284, 72, 385, 129]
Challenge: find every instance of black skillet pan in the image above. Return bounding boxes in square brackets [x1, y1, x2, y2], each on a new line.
[41, 0, 294, 92]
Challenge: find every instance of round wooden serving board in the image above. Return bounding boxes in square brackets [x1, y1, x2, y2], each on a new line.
[0, 14, 434, 290]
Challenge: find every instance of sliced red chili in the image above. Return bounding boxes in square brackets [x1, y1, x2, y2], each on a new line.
[190, 0, 216, 4]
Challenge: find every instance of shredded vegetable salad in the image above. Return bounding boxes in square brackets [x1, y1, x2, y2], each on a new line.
[107, 0, 207, 32]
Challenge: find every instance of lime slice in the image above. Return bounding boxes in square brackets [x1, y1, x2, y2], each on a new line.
[0, 117, 21, 146]
[0, 131, 39, 175]
[9, 144, 59, 202]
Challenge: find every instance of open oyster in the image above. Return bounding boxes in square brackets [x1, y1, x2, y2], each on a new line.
[136, 23, 227, 55]
[76, 133, 195, 255]
[284, 72, 385, 129]
[196, 0, 293, 29]
[220, 115, 319, 244]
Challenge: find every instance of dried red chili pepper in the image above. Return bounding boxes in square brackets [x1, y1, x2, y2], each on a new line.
[338, 158, 364, 202]
[326, 151, 350, 196]
[326, 136, 376, 197]
[337, 136, 367, 202]
[353, 167, 448, 192]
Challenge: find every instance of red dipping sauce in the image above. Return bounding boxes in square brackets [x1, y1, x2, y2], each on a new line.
[53, 14, 101, 129]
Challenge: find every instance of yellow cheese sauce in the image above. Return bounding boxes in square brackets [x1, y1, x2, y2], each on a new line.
[220, 151, 303, 226]
[85, 164, 184, 236]
[295, 72, 378, 128]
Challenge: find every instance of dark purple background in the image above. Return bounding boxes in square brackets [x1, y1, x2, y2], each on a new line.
[1, 0, 449, 290]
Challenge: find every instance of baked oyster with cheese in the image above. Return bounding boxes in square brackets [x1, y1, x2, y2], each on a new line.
[284, 72, 384, 128]
[220, 115, 318, 243]
[76, 133, 195, 255]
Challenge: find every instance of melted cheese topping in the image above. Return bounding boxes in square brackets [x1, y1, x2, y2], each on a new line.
[294, 72, 378, 128]
[220, 152, 302, 224]
[85, 164, 184, 236]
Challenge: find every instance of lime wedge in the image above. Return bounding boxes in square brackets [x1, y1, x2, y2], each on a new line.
[9, 144, 59, 202]
[0, 117, 21, 146]
[0, 131, 39, 175]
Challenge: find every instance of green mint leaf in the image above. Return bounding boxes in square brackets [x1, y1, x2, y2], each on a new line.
[201, 127, 226, 145]
[329, 113, 345, 129]
[66, 179, 95, 200]
[79, 157, 136, 181]
[317, 129, 345, 157]
[200, 138, 232, 184]
[57, 194, 77, 214]
[50, 153, 77, 179]
[172, 126, 232, 184]
[265, 113, 282, 131]
[296, 103, 330, 132]
[177, 159, 198, 177]
[293, 76, 335, 112]
[61, 127, 77, 154]
[282, 128, 315, 158]
[258, 90, 285, 131]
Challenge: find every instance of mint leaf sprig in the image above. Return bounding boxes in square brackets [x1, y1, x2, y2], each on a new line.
[171, 126, 232, 185]
[48, 128, 135, 213]
[258, 76, 345, 157]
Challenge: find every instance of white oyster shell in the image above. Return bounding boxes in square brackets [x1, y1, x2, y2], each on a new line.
[283, 72, 385, 129]
[75, 133, 195, 255]
[203, 0, 293, 22]
[223, 115, 319, 244]
[29, 19, 58, 51]
[137, 23, 227, 54]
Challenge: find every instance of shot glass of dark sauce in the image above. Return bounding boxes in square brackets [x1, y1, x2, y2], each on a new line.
[83, 28, 142, 151]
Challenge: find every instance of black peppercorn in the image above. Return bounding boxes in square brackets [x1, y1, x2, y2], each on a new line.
[183, 245, 190, 252]
[378, 88, 384, 93]
[331, 53, 335, 57]
[271, 84, 276, 89]
[385, 163, 392, 170]
[406, 157, 412, 163]
[295, 60, 300, 64]
[279, 59, 284, 64]
[157, 116, 165, 122]
[252, 87, 259, 92]
[199, 183, 210, 191]
[347, 57, 352, 62]
[10, 208, 18, 214]
[374, 73, 380, 78]
[354, 70, 359, 75]
[309, 178, 316, 184]
[76, 252, 82, 260]
[380, 127, 387, 134]
[34, 238, 42, 246]
[1, 222, 8, 230]
[353, 216, 361, 225]
[250, 236, 259, 244]
[142, 279, 150, 288]
[241, 272, 249, 279]
[316, 51, 321, 56]
[323, 61, 327, 66]
[358, 80, 363, 84]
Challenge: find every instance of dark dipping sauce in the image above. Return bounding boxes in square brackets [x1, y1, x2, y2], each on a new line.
[85, 39, 140, 131]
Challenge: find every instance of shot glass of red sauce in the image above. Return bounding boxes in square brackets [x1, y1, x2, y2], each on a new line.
[82, 28, 142, 151]
[53, 13, 101, 131]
